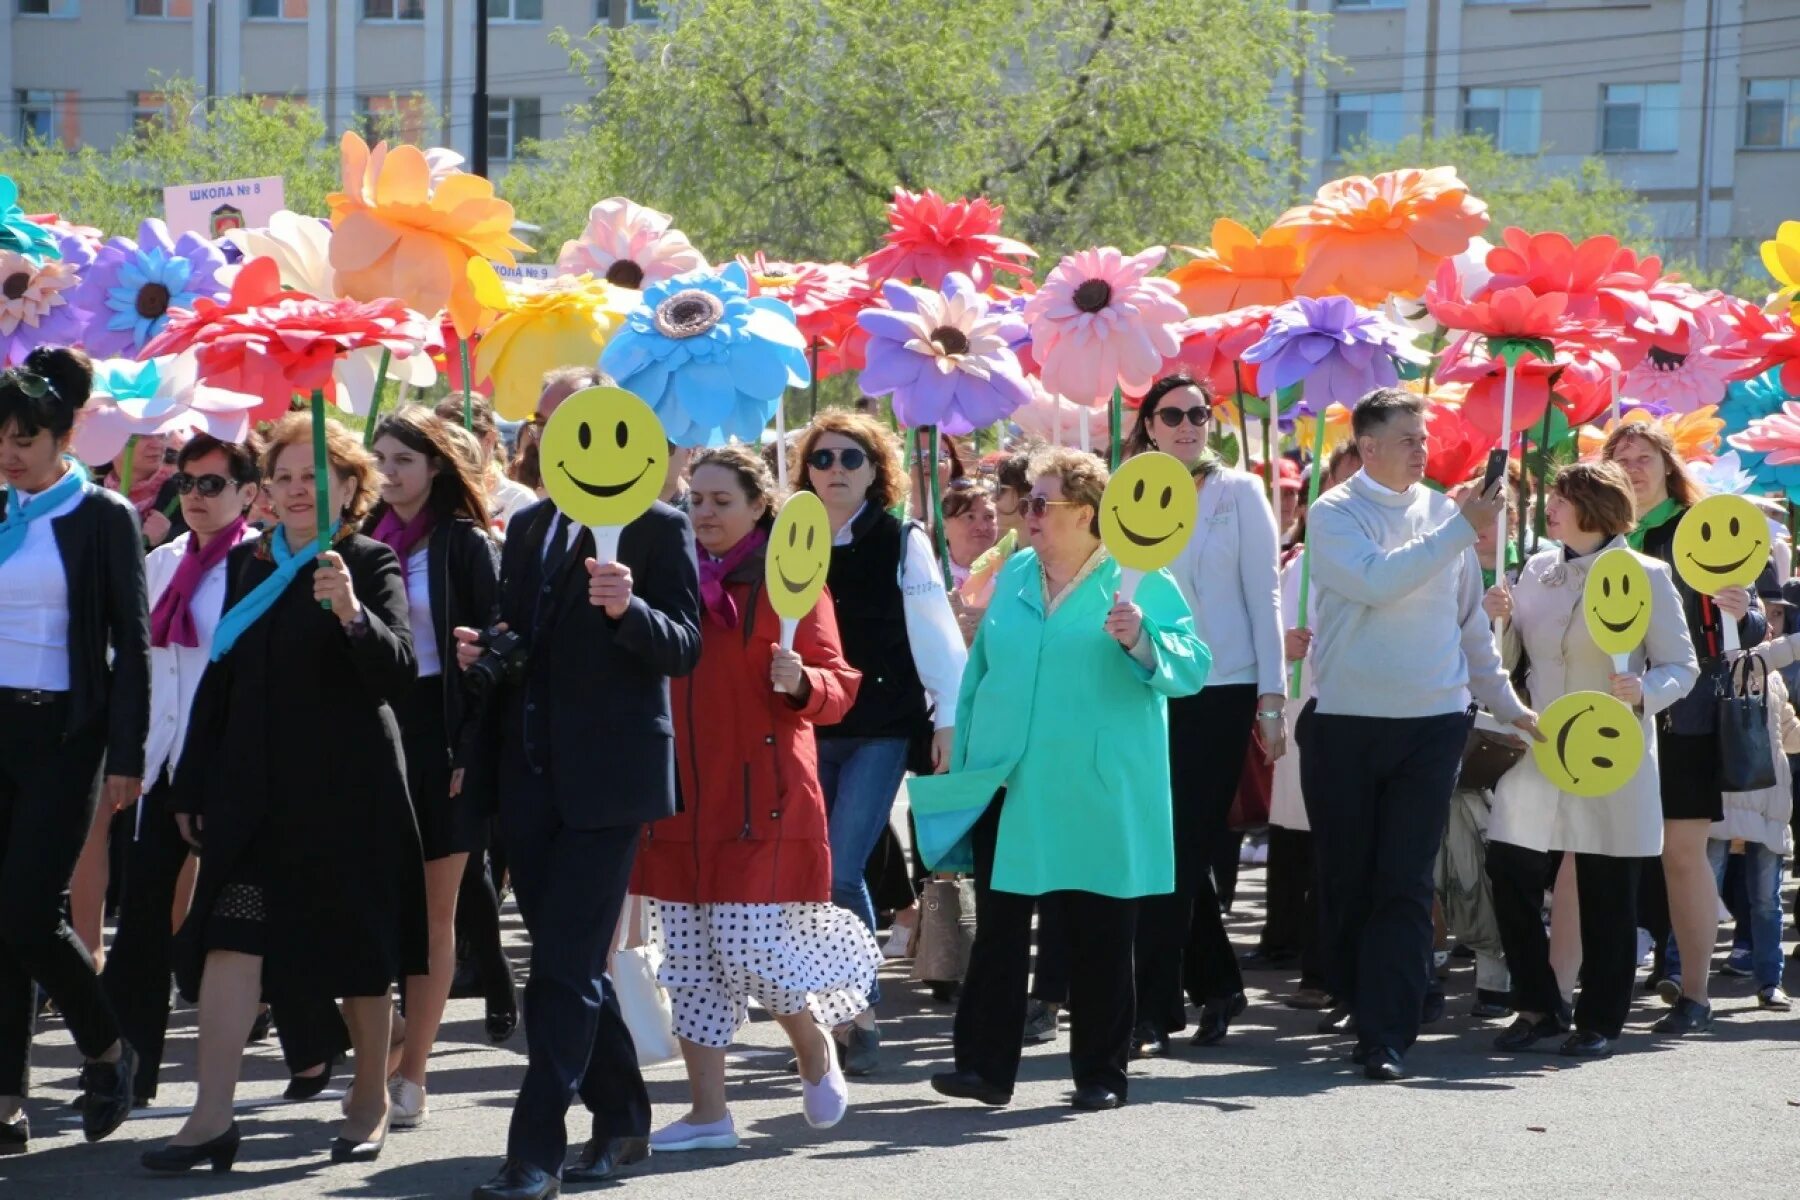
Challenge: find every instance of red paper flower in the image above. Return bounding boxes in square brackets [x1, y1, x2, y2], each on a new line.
[139, 255, 295, 362]
[1424, 258, 1581, 342]
[1423, 400, 1495, 489]
[1481, 228, 1657, 328]
[741, 254, 874, 380]
[1128, 306, 1275, 400]
[857, 188, 1034, 289]
[1722, 301, 1800, 394]
[1435, 349, 1558, 439]
[430, 313, 491, 399]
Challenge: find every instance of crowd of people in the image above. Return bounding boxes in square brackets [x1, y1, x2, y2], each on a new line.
[1, 343, 1795, 1197]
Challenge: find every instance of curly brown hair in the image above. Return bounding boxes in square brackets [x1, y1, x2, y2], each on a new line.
[1029, 446, 1109, 537]
[793, 409, 908, 511]
[260, 411, 382, 528]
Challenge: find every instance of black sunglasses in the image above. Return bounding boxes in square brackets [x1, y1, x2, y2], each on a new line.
[1023, 496, 1077, 517]
[807, 447, 868, 472]
[1154, 406, 1210, 429]
[173, 472, 234, 498]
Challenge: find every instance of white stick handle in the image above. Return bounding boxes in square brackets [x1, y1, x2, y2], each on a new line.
[590, 525, 622, 566]
[779, 615, 799, 651]
[1609, 371, 1621, 425]
[1612, 652, 1630, 673]
[1118, 566, 1145, 603]
[775, 400, 789, 493]
[1723, 620, 1741, 653]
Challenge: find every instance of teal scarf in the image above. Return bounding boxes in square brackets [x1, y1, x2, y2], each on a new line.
[0, 460, 86, 567]
[210, 523, 340, 662]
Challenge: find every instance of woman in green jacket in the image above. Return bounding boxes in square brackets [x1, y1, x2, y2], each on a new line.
[912, 447, 1210, 1112]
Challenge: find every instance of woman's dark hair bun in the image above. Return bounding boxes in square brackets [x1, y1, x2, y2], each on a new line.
[23, 346, 94, 410]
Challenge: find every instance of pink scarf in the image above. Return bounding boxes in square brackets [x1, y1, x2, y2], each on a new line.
[698, 528, 768, 629]
[150, 518, 249, 649]
[108, 462, 174, 518]
[371, 505, 437, 560]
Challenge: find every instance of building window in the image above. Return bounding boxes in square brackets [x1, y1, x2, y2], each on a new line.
[1462, 86, 1541, 154]
[133, 90, 171, 134]
[132, 0, 193, 15]
[492, 0, 542, 19]
[1329, 90, 1404, 156]
[1601, 83, 1678, 153]
[356, 94, 429, 143]
[628, 0, 660, 19]
[1743, 78, 1800, 149]
[17, 0, 79, 14]
[362, 0, 422, 19]
[1333, 0, 1405, 8]
[17, 90, 62, 144]
[487, 97, 541, 162]
[246, 0, 307, 18]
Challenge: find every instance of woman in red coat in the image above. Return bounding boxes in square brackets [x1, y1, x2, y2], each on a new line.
[632, 444, 878, 1153]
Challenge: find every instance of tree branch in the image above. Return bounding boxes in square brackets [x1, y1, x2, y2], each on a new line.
[976, 4, 1118, 194]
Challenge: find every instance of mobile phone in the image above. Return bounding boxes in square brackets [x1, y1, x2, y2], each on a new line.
[1480, 447, 1507, 493]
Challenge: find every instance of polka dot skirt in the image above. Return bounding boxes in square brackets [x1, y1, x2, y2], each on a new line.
[652, 901, 883, 1049]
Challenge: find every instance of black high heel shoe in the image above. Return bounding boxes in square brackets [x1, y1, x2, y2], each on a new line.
[142, 1122, 241, 1174]
[284, 1054, 337, 1101]
[485, 993, 519, 1044]
[0, 1114, 27, 1155]
[330, 1128, 386, 1164]
[247, 1007, 274, 1044]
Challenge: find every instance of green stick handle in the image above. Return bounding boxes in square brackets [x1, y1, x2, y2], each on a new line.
[118, 435, 137, 495]
[1289, 409, 1328, 699]
[1108, 386, 1122, 470]
[363, 348, 392, 447]
[459, 336, 474, 431]
[312, 390, 332, 607]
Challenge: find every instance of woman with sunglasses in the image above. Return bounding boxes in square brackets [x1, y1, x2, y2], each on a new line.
[792, 410, 967, 1075]
[0, 348, 148, 1153]
[1121, 374, 1286, 1056]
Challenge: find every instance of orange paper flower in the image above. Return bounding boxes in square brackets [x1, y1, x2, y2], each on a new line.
[1167, 220, 1303, 317]
[1579, 406, 1724, 462]
[326, 132, 531, 338]
[1273, 167, 1489, 305]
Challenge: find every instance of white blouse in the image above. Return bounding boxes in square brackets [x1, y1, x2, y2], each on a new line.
[143, 533, 232, 787]
[407, 547, 441, 677]
[0, 482, 83, 691]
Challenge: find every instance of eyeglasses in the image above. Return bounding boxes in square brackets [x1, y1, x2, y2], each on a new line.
[1023, 496, 1078, 517]
[1154, 406, 1210, 429]
[807, 447, 868, 472]
[173, 472, 233, 498]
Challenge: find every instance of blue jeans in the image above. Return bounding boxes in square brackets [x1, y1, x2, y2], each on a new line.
[1669, 841, 1787, 988]
[817, 736, 911, 1007]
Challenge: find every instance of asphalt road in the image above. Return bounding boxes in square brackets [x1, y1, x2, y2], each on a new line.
[6, 864, 1798, 1200]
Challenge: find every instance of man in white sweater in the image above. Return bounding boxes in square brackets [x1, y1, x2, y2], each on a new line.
[1298, 388, 1540, 1082]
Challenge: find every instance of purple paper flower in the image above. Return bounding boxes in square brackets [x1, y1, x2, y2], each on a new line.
[1240, 295, 1427, 413]
[0, 241, 91, 366]
[857, 273, 1033, 433]
[72, 218, 228, 358]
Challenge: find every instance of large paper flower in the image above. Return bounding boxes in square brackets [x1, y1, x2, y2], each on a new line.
[1719, 369, 1800, 491]
[1010, 375, 1111, 448]
[141, 255, 293, 359]
[1435, 351, 1556, 440]
[1423, 398, 1496, 489]
[1240, 295, 1428, 412]
[1579, 405, 1725, 464]
[1689, 450, 1756, 496]
[72, 355, 258, 464]
[0, 176, 62, 263]
[0, 250, 87, 365]
[1385, 236, 1493, 337]
[1482, 229, 1656, 328]
[857, 188, 1034, 290]
[326, 132, 530, 337]
[556, 197, 707, 290]
[600, 262, 810, 446]
[1726, 402, 1800, 468]
[1424, 258, 1580, 343]
[1128, 306, 1276, 402]
[742, 255, 872, 380]
[467, 259, 638, 420]
[72, 218, 228, 358]
[1024, 246, 1185, 402]
[1762, 221, 1800, 318]
[1272, 167, 1488, 305]
[856, 273, 1031, 433]
[1722, 300, 1800, 394]
[1167, 220, 1303, 317]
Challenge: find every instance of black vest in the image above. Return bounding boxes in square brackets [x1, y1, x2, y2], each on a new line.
[821, 505, 930, 741]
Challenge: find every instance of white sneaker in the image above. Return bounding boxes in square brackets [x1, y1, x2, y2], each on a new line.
[649, 1113, 738, 1152]
[881, 921, 915, 960]
[801, 1030, 850, 1130]
[387, 1076, 427, 1129]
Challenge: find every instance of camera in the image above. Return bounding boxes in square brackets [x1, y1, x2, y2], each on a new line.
[465, 624, 528, 696]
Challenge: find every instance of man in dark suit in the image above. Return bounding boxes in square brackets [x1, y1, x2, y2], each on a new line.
[461, 497, 701, 1200]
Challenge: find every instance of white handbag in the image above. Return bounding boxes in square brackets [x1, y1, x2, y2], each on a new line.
[610, 897, 679, 1067]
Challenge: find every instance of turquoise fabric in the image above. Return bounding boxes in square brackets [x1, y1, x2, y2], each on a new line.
[908, 548, 1210, 898]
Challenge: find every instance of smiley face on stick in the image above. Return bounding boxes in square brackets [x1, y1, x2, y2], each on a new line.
[1531, 690, 1646, 797]
[1672, 494, 1767, 595]
[766, 490, 831, 622]
[540, 386, 669, 530]
[1099, 452, 1199, 573]
[1583, 548, 1652, 657]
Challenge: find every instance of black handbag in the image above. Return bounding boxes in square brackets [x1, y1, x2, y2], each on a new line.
[1459, 727, 1527, 792]
[1717, 654, 1779, 792]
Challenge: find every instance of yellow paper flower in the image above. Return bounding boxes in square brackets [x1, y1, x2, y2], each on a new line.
[327, 132, 531, 338]
[1295, 403, 1352, 456]
[467, 258, 638, 419]
[1763, 220, 1800, 318]
[1578, 405, 1724, 462]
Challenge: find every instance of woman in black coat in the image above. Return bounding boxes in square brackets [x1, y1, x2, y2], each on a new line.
[145, 413, 426, 1173]
[0, 348, 148, 1153]
[365, 407, 506, 1129]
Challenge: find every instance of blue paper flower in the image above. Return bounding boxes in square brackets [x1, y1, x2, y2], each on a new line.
[0, 176, 61, 263]
[72, 218, 228, 358]
[1240, 295, 1428, 414]
[600, 261, 810, 446]
[1720, 369, 1800, 493]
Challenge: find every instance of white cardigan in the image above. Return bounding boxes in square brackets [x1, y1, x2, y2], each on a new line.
[1163, 466, 1285, 695]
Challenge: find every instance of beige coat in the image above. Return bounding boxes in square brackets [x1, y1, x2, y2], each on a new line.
[1490, 539, 1699, 857]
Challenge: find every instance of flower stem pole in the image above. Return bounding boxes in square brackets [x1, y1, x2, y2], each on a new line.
[311, 389, 332, 608]
[1235, 365, 1265, 498]
[1609, 371, 1621, 425]
[459, 336, 474, 431]
[774, 392, 789, 493]
[118, 436, 137, 495]
[1289, 407, 1329, 699]
[808, 338, 820, 420]
[1108, 387, 1122, 470]
[1531, 398, 1553, 554]
[363, 349, 392, 447]
[926, 423, 952, 584]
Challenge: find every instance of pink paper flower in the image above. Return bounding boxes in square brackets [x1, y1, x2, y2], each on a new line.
[857, 188, 1034, 290]
[0, 249, 88, 366]
[1024, 246, 1186, 402]
[555, 197, 707, 290]
[1726, 401, 1800, 466]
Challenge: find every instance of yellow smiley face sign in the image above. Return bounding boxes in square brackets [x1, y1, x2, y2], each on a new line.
[1531, 690, 1646, 798]
[1582, 548, 1653, 657]
[765, 490, 831, 621]
[1098, 452, 1199, 573]
[1673, 494, 1768, 594]
[539, 386, 669, 529]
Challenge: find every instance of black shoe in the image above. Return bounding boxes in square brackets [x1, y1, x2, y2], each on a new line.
[283, 1055, 336, 1101]
[564, 1135, 649, 1184]
[330, 1130, 385, 1163]
[1493, 1012, 1568, 1052]
[930, 1069, 1012, 1106]
[1315, 1007, 1356, 1036]
[485, 999, 519, 1044]
[471, 1158, 560, 1200]
[1558, 1031, 1612, 1058]
[79, 1040, 138, 1142]
[1190, 991, 1247, 1047]
[1348, 1043, 1372, 1066]
[1641, 965, 1668, 995]
[142, 1123, 241, 1174]
[1070, 1084, 1124, 1111]
[1131, 1020, 1171, 1059]
[449, 957, 485, 1001]
[1651, 996, 1713, 1036]
[0, 1114, 27, 1156]
[1472, 989, 1514, 1020]
[1420, 988, 1447, 1025]
[1238, 946, 1297, 969]
[1362, 1046, 1405, 1082]
[247, 1007, 274, 1044]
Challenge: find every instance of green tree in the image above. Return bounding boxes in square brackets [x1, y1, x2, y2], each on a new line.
[1339, 130, 1651, 248]
[508, 0, 1321, 264]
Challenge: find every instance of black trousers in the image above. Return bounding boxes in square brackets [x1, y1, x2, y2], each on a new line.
[1260, 826, 1312, 956]
[0, 700, 119, 1097]
[101, 776, 189, 1098]
[1298, 704, 1467, 1054]
[1136, 685, 1255, 1032]
[953, 792, 1137, 1096]
[454, 845, 514, 1011]
[1488, 842, 1640, 1040]
[1029, 896, 1070, 1006]
[500, 773, 648, 1175]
